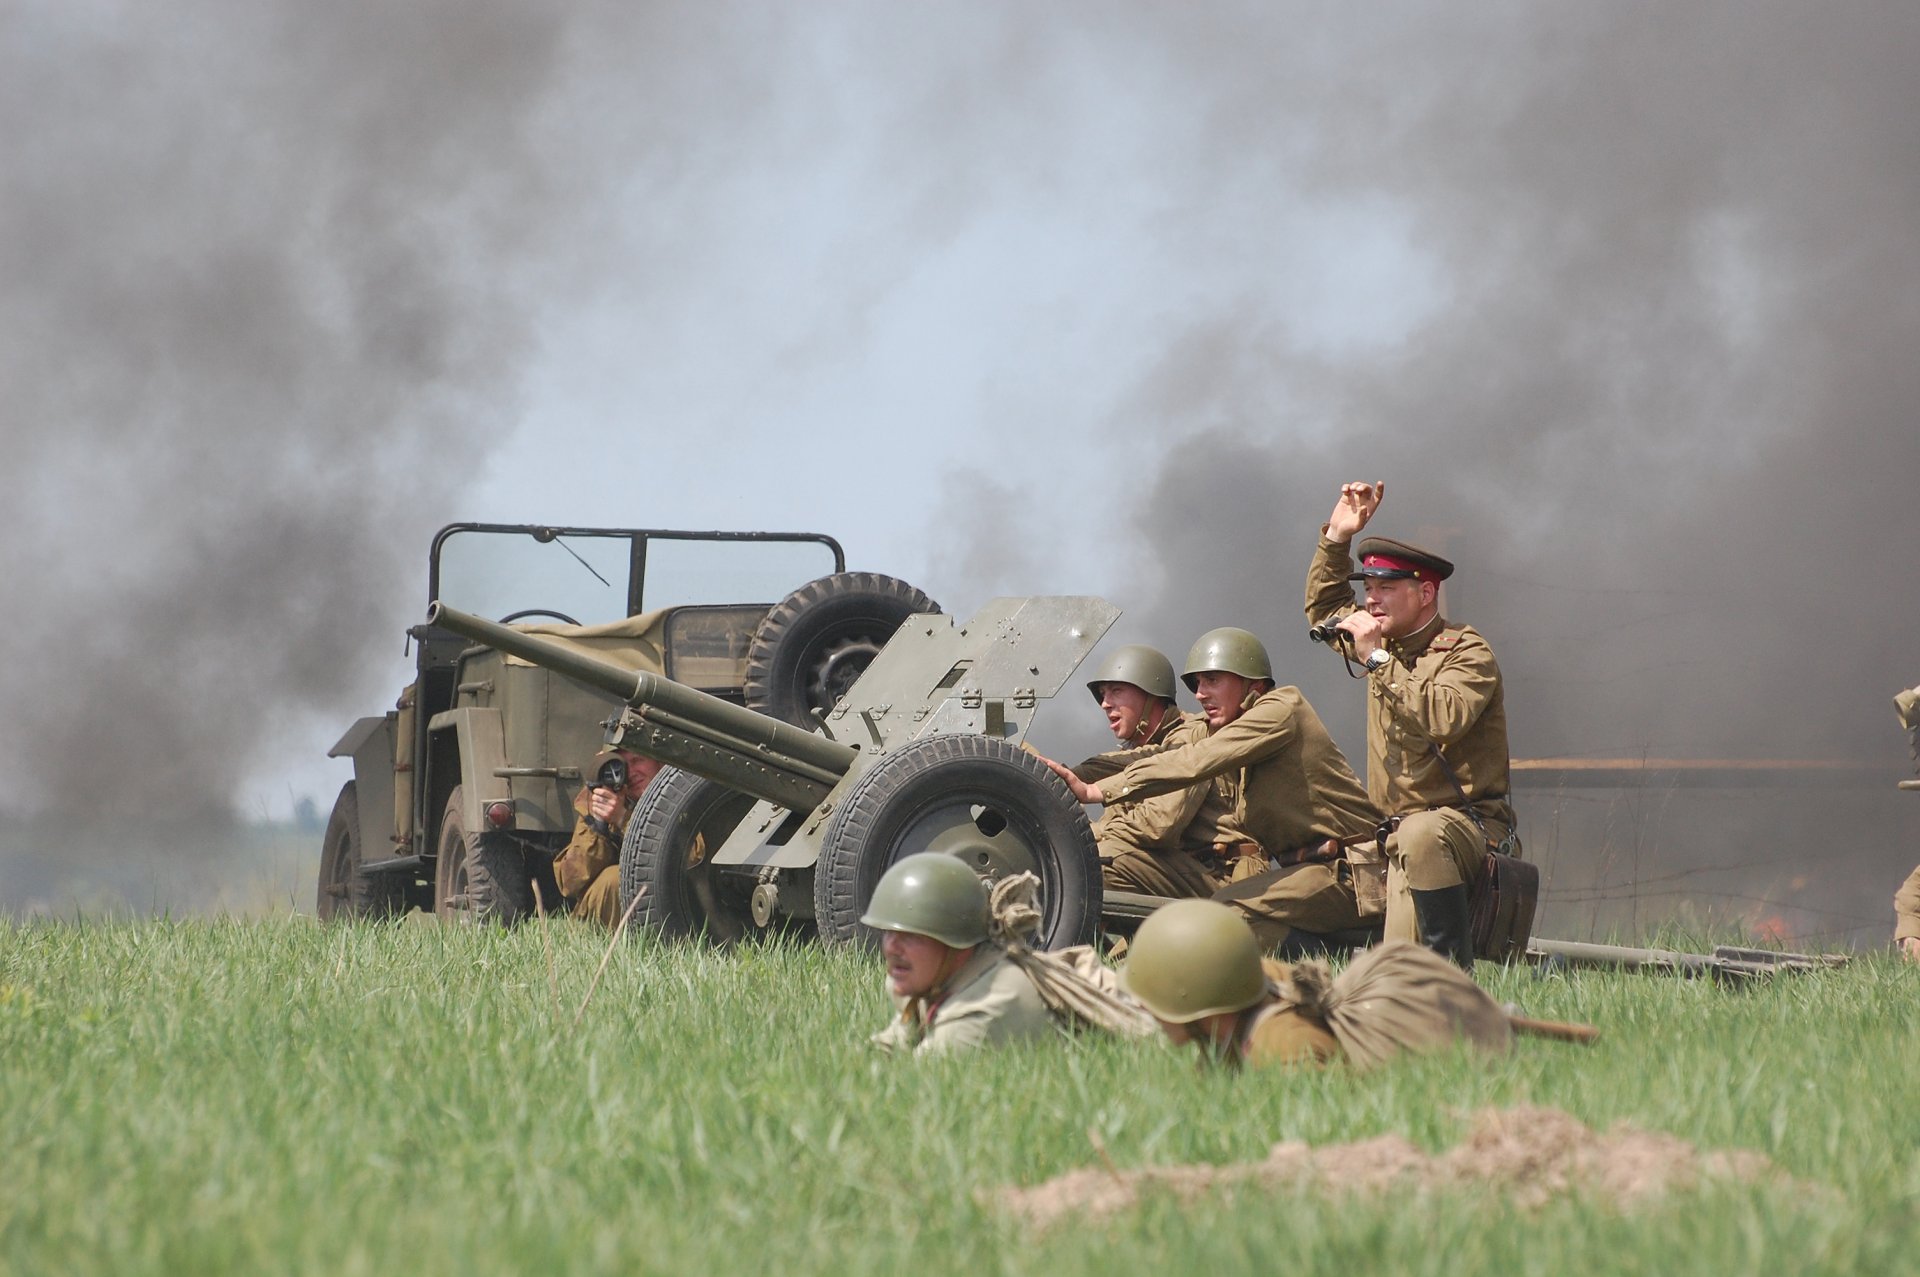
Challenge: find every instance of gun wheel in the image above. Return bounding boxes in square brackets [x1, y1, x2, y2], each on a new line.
[316, 781, 407, 921]
[620, 767, 757, 943]
[433, 786, 535, 925]
[743, 572, 939, 727]
[813, 735, 1101, 949]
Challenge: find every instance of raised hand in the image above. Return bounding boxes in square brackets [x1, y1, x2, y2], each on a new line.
[1326, 480, 1386, 544]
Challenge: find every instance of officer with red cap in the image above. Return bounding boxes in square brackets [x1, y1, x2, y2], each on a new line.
[1305, 480, 1517, 969]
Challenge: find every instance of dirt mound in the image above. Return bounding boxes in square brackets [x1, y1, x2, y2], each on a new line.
[994, 1106, 1786, 1230]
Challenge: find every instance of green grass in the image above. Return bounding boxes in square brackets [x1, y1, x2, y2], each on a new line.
[3, 917, 1917, 1276]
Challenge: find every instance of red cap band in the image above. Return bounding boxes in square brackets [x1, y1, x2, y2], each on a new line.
[1362, 553, 1427, 578]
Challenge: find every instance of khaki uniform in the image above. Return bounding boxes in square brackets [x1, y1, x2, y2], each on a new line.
[1307, 534, 1515, 946]
[554, 789, 627, 927]
[1103, 687, 1383, 944]
[1237, 962, 1344, 1067]
[1895, 685, 1920, 949]
[870, 944, 1061, 1056]
[1075, 710, 1247, 897]
[1897, 866, 1920, 946]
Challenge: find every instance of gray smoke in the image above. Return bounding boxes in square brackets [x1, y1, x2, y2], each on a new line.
[8, 3, 1917, 938]
[1088, 4, 1920, 943]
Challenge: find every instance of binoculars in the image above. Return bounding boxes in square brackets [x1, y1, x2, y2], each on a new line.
[593, 754, 629, 792]
[1307, 617, 1349, 645]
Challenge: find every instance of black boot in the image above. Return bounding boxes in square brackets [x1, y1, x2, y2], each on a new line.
[1410, 885, 1476, 970]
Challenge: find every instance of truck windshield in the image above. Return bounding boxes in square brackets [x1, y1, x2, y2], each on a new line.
[431, 527, 839, 624]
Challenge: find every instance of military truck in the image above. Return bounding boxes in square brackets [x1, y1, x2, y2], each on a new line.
[318, 523, 935, 922]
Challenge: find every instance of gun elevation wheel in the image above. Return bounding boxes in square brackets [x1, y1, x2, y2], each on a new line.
[316, 780, 408, 921]
[434, 786, 535, 924]
[813, 734, 1101, 949]
[743, 572, 939, 726]
[620, 767, 757, 942]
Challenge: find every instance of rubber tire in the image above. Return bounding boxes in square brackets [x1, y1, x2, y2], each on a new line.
[619, 767, 757, 943]
[316, 781, 407, 921]
[743, 572, 940, 727]
[433, 786, 535, 925]
[813, 735, 1101, 950]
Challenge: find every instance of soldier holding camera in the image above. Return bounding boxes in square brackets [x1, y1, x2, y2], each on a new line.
[555, 747, 663, 926]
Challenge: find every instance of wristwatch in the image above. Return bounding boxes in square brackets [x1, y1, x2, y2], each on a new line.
[1363, 649, 1392, 673]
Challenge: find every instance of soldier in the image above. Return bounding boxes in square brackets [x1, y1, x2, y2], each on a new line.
[1308, 480, 1514, 969]
[1893, 684, 1920, 962]
[866, 853, 1061, 1056]
[554, 747, 663, 926]
[1065, 645, 1243, 898]
[1121, 899, 1513, 1068]
[1122, 898, 1341, 1065]
[1046, 628, 1383, 950]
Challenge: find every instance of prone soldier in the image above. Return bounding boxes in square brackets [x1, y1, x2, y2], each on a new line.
[1120, 899, 1511, 1068]
[554, 747, 663, 926]
[1046, 628, 1384, 951]
[1308, 480, 1516, 968]
[1066, 644, 1247, 898]
[866, 853, 1061, 1056]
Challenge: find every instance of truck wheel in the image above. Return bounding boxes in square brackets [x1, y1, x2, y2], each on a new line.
[743, 573, 939, 726]
[434, 786, 535, 924]
[317, 781, 406, 921]
[813, 735, 1101, 949]
[619, 767, 756, 942]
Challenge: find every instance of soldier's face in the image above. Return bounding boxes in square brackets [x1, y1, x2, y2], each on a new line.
[1155, 1012, 1238, 1053]
[880, 930, 960, 998]
[1363, 577, 1438, 638]
[1097, 681, 1156, 743]
[617, 751, 663, 800]
[1192, 671, 1255, 728]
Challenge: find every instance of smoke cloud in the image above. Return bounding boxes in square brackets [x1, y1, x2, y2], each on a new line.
[7, 3, 1916, 938]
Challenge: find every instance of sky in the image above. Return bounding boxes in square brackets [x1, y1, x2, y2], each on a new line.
[4, 2, 1918, 934]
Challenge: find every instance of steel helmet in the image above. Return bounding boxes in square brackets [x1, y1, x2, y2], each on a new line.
[1085, 644, 1179, 704]
[859, 852, 991, 948]
[1181, 627, 1272, 692]
[1121, 899, 1268, 1023]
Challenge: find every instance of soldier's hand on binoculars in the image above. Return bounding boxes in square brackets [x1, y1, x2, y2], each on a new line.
[1339, 609, 1384, 656]
[588, 787, 622, 824]
[1326, 480, 1385, 543]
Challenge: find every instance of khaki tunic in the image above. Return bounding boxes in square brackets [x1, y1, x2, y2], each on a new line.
[1238, 996, 1343, 1067]
[1103, 687, 1382, 857]
[555, 789, 626, 927]
[870, 945, 1061, 1056]
[1074, 710, 1242, 855]
[1896, 865, 1920, 944]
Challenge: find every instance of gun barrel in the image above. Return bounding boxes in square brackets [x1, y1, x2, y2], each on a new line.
[425, 602, 859, 789]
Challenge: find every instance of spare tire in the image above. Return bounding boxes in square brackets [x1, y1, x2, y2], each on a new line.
[743, 572, 939, 727]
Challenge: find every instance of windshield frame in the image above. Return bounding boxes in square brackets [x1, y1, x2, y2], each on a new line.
[426, 523, 846, 618]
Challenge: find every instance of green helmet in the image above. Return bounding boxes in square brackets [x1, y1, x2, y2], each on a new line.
[1181, 627, 1272, 692]
[1121, 899, 1267, 1023]
[1085, 644, 1178, 704]
[860, 852, 991, 948]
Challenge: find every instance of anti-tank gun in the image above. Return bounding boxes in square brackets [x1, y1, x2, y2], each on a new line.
[425, 596, 1117, 948]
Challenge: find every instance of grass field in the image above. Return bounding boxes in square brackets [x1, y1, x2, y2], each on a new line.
[3, 916, 1917, 1276]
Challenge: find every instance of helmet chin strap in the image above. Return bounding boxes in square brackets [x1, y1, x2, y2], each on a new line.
[1131, 701, 1168, 742]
